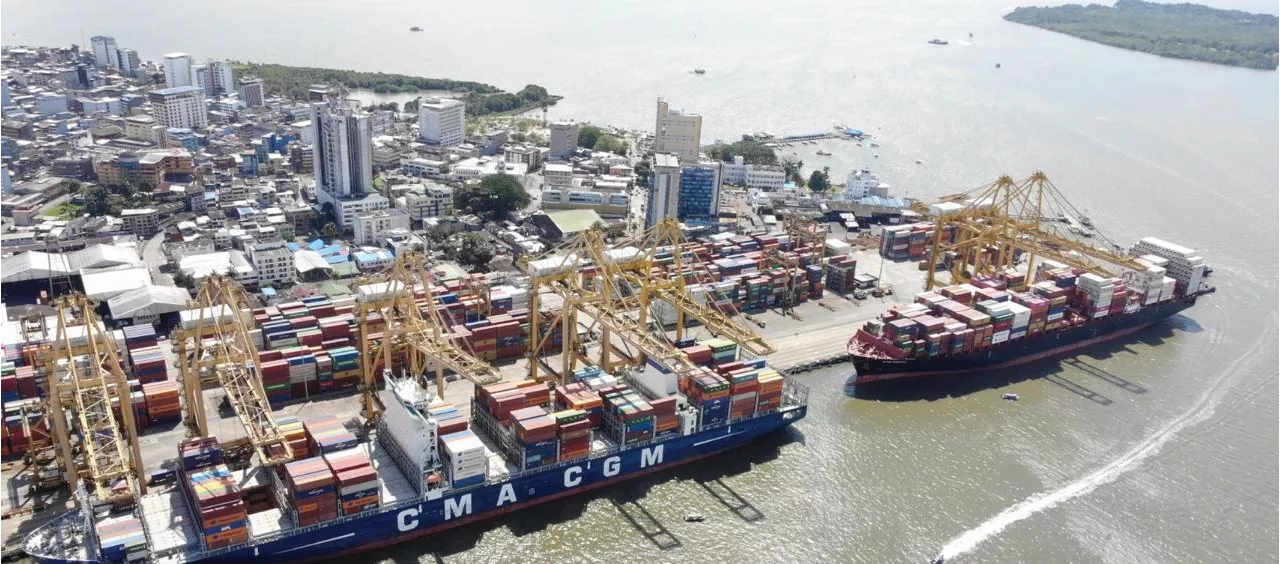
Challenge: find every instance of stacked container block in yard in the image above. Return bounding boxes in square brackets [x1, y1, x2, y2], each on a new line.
[513, 406, 559, 470]
[142, 381, 181, 424]
[324, 447, 380, 516]
[440, 430, 488, 487]
[304, 415, 359, 455]
[96, 515, 148, 563]
[127, 345, 167, 384]
[283, 458, 338, 527]
[2, 399, 49, 457]
[825, 254, 859, 294]
[329, 346, 360, 389]
[259, 358, 292, 405]
[187, 464, 249, 549]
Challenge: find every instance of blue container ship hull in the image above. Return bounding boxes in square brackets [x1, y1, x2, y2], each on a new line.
[847, 295, 1199, 394]
[29, 406, 806, 564]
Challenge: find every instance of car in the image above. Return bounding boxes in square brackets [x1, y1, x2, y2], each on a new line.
[853, 290, 869, 300]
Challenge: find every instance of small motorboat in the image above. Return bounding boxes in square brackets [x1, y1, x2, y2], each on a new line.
[995, 62, 1002, 68]
[684, 513, 706, 522]
[915, 159, 924, 164]
[816, 150, 832, 156]
[409, 26, 423, 31]
[928, 38, 949, 45]
[692, 68, 706, 75]
[932, 557, 946, 564]
[1002, 393, 1020, 401]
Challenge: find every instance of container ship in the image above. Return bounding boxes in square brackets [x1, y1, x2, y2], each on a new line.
[846, 236, 1213, 393]
[23, 344, 808, 563]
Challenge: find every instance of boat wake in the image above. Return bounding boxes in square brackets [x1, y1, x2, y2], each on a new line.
[931, 312, 1271, 563]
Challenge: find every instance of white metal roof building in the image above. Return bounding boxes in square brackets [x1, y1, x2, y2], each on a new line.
[81, 265, 153, 302]
[107, 285, 191, 322]
[294, 250, 333, 276]
[178, 251, 257, 284]
[1, 243, 142, 283]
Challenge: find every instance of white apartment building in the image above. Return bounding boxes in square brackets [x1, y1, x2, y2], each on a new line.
[842, 169, 890, 200]
[451, 158, 527, 183]
[247, 241, 295, 285]
[745, 165, 786, 191]
[400, 183, 454, 221]
[402, 157, 447, 180]
[654, 98, 702, 165]
[148, 86, 208, 130]
[549, 121, 578, 161]
[90, 36, 119, 70]
[646, 153, 681, 227]
[543, 163, 574, 188]
[418, 97, 465, 146]
[163, 53, 196, 88]
[329, 192, 390, 229]
[353, 208, 411, 245]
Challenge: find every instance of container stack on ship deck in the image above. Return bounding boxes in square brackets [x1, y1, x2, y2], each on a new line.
[850, 234, 1212, 385]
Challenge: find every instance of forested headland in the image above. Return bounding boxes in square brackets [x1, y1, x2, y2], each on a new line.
[1004, 0, 1278, 70]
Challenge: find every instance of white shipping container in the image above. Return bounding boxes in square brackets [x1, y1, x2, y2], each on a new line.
[991, 330, 1011, 344]
[1010, 330, 1027, 340]
[1005, 302, 1031, 328]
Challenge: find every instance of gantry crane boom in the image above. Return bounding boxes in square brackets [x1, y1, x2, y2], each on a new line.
[919, 172, 1148, 291]
[180, 276, 292, 465]
[359, 252, 502, 419]
[42, 294, 145, 502]
[624, 219, 775, 355]
[527, 220, 775, 385]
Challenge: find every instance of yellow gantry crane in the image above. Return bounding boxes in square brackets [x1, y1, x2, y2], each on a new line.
[357, 252, 503, 420]
[41, 294, 145, 503]
[917, 171, 1148, 291]
[527, 219, 774, 386]
[175, 276, 293, 465]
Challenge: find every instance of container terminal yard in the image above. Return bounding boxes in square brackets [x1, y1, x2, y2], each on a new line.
[0, 173, 1213, 564]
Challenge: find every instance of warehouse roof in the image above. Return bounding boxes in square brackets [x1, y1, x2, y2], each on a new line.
[81, 266, 152, 301]
[294, 250, 332, 274]
[0, 243, 142, 283]
[107, 285, 191, 319]
[546, 209, 604, 235]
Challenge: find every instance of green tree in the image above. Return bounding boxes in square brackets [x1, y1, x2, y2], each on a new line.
[83, 185, 112, 216]
[706, 140, 778, 165]
[578, 125, 603, 149]
[455, 233, 495, 270]
[454, 173, 531, 221]
[171, 271, 193, 289]
[808, 168, 831, 192]
[593, 134, 625, 155]
[633, 161, 652, 186]
[781, 157, 805, 186]
[321, 222, 340, 240]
